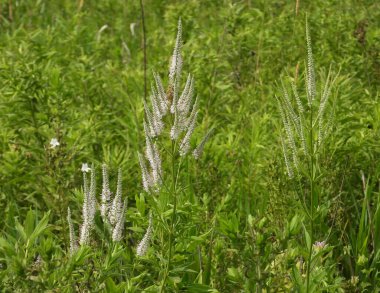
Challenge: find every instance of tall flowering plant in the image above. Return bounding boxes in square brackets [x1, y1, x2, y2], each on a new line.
[276, 20, 338, 292]
[136, 19, 213, 291]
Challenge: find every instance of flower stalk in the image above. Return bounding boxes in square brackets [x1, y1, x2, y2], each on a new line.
[276, 19, 338, 292]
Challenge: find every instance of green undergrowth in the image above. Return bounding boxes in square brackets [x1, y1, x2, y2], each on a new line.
[0, 0, 379, 292]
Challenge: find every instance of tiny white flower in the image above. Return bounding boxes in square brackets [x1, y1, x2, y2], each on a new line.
[81, 163, 91, 173]
[50, 138, 60, 148]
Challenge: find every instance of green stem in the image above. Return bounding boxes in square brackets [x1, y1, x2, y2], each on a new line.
[306, 102, 314, 293]
[140, 0, 147, 101]
[160, 140, 177, 292]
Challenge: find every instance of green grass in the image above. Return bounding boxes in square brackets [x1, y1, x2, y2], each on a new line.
[0, 0, 379, 292]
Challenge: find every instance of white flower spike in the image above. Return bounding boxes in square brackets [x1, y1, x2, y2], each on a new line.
[100, 164, 111, 222]
[67, 207, 78, 255]
[136, 213, 153, 257]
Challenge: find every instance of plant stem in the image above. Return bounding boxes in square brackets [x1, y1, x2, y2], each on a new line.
[160, 140, 177, 292]
[140, 0, 147, 101]
[306, 102, 314, 293]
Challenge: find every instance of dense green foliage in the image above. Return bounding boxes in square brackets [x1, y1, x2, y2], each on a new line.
[0, 0, 379, 292]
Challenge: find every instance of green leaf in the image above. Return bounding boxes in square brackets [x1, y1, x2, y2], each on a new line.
[29, 211, 50, 244]
[289, 214, 300, 235]
[105, 277, 118, 292]
[15, 220, 27, 242]
[136, 193, 145, 216]
[24, 210, 36, 238]
[186, 283, 219, 293]
[304, 226, 311, 251]
[292, 265, 306, 293]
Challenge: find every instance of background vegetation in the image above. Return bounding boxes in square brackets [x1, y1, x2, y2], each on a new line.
[0, 0, 379, 292]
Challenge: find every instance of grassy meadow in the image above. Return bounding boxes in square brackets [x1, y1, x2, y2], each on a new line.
[0, 0, 379, 292]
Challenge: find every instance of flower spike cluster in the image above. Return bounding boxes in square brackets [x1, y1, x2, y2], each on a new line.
[100, 165, 127, 241]
[138, 19, 213, 192]
[67, 164, 128, 254]
[277, 21, 337, 179]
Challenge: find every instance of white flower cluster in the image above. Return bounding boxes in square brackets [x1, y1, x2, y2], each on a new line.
[101, 165, 128, 242]
[277, 22, 337, 179]
[67, 164, 128, 255]
[81, 163, 91, 173]
[66, 19, 214, 259]
[138, 19, 214, 192]
[50, 138, 60, 148]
